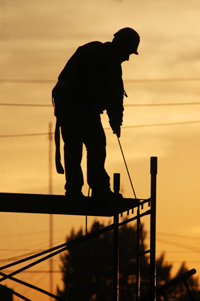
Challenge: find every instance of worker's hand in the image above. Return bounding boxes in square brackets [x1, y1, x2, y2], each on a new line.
[113, 127, 121, 138]
[109, 115, 122, 138]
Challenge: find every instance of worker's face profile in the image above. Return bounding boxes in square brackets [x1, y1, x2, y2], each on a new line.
[119, 49, 132, 63]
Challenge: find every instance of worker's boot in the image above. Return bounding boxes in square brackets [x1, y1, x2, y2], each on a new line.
[65, 189, 85, 200]
[91, 188, 123, 200]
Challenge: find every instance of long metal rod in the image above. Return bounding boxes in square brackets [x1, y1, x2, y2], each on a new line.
[117, 136, 140, 299]
[117, 137, 137, 198]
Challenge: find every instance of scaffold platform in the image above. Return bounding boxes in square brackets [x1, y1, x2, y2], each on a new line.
[0, 192, 140, 216]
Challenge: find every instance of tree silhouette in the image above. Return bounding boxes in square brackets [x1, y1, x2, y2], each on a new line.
[57, 220, 198, 300]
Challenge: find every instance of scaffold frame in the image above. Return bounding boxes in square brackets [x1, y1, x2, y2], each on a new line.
[0, 156, 157, 301]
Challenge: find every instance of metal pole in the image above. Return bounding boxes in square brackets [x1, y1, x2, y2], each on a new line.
[49, 123, 53, 300]
[113, 173, 120, 301]
[150, 157, 157, 300]
[136, 206, 140, 300]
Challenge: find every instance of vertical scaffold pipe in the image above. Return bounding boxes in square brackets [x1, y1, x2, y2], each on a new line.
[150, 157, 157, 301]
[136, 206, 140, 301]
[113, 173, 120, 301]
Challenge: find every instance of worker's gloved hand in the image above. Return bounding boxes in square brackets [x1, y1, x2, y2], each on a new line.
[113, 126, 121, 138]
[108, 112, 122, 138]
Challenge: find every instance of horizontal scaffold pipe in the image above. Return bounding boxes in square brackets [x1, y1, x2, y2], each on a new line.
[0, 207, 151, 284]
[0, 271, 65, 301]
[156, 268, 196, 293]
[0, 223, 114, 283]
[0, 284, 31, 301]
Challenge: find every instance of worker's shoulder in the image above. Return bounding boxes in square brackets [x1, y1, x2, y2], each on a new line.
[78, 41, 112, 54]
[78, 41, 103, 52]
[75, 42, 111, 66]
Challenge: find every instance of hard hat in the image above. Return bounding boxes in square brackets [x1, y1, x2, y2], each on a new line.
[113, 27, 140, 55]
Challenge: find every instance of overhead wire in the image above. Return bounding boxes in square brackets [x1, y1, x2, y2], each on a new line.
[156, 231, 200, 241]
[1, 77, 200, 84]
[121, 120, 200, 128]
[0, 79, 54, 84]
[155, 238, 200, 253]
[1, 101, 200, 107]
[0, 133, 48, 138]
[0, 103, 51, 107]
[124, 77, 200, 83]
[0, 120, 200, 138]
[125, 102, 200, 107]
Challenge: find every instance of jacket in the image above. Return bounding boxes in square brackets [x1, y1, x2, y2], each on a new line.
[53, 41, 125, 132]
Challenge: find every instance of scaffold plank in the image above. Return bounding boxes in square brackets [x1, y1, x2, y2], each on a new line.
[0, 193, 140, 216]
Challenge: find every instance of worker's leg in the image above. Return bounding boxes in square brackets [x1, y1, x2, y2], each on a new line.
[61, 122, 84, 197]
[83, 115, 110, 194]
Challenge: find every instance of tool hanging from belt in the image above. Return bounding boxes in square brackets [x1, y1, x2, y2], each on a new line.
[55, 119, 64, 174]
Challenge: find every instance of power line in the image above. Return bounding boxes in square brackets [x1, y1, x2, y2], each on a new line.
[125, 78, 200, 83]
[156, 232, 200, 241]
[121, 120, 200, 129]
[0, 251, 42, 262]
[156, 238, 200, 253]
[1, 120, 200, 138]
[125, 102, 200, 107]
[0, 79, 54, 84]
[1, 77, 200, 84]
[0, 103, 51, 107]
[0, 133, 47, 138]
[1, 102, 200, 107]
[5, 270, 61, 274]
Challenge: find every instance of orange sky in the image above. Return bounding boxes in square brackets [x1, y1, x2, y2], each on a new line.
[1, 0, 200, 299]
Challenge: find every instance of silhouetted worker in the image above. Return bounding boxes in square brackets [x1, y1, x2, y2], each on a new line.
[52, 27, 140, 199]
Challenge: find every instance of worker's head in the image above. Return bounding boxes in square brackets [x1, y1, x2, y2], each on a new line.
[112, 27, 140, 63]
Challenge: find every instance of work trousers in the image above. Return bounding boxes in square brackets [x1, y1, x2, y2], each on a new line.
[60, 112, 110, 194]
